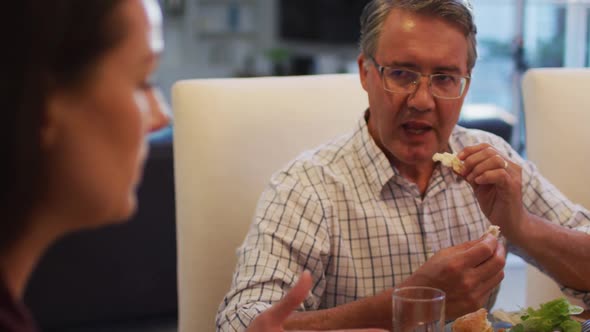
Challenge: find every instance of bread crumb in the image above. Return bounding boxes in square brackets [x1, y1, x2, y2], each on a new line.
[432, 152, 465, 174]
[486, 225, 501, 238]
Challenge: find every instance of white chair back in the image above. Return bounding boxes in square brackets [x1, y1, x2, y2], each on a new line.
[172, 74, 368, 332]
[522, 68, 590, 308]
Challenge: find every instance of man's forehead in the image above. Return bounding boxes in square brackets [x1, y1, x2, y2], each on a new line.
[400, 15, 416, 32]
[383, 8, 465, 34]
[376, 10, 469, 71]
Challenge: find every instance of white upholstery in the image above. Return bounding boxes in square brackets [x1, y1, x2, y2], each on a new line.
[522, 68, 590, 309]
[172, 74, 368, 332]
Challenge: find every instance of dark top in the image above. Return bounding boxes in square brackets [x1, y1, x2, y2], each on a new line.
[0, 277, 38, 332]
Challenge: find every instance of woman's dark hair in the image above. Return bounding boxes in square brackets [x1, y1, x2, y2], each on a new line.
[0, 0, 126, 253]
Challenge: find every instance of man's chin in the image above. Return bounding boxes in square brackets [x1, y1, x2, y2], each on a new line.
[382, 139, 442, 166]
[395, 147, 439, 165]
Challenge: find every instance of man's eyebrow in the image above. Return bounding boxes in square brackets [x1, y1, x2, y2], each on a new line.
[386, 61, 463, 74]
[432, 65, 462, 74]
[387, 61, 420, 70]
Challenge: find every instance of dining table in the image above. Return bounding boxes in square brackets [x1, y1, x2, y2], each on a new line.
[578, 309, 590, 321]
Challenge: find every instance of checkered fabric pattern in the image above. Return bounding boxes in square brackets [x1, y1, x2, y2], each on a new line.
[216, 115, 590, 332]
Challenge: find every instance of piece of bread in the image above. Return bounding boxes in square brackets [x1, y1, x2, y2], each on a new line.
[452, 308, 493, 332]
[486, 225, 500, 238]
[432, 152, 465, 173]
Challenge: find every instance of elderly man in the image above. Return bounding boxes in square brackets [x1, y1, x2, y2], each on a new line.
[217, 0, 590, 331]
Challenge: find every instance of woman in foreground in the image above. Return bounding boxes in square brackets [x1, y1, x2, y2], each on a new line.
[0, 1, 384, 331]
[1, 0, 170, 329]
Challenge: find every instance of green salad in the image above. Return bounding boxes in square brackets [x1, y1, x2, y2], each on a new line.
[509, 298, 583, 332]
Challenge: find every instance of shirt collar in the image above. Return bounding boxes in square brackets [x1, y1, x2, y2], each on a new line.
[354, 113, 466, 195]
[353, 110, 395, 195]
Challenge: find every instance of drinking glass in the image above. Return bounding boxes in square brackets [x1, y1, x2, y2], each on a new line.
[392, 286, 445, 332]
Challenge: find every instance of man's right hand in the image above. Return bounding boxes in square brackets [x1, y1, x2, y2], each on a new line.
[404, 233, 506, 320]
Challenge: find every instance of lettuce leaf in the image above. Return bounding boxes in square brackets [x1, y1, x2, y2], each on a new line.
[509, 298, 582, 332]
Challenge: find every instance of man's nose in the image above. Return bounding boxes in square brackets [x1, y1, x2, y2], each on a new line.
[407, 76, 435, 112]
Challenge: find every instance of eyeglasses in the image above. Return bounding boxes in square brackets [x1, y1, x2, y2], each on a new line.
[370, 57, 470, 100]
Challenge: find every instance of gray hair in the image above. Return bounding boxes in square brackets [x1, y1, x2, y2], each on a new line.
[359, 0, 478, 71]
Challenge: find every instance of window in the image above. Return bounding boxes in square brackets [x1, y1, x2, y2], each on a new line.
[468, 0, 590, 154]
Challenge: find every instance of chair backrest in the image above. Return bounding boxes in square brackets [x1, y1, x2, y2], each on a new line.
[172, 74, 368, 332]
[522, 68, 590, 308]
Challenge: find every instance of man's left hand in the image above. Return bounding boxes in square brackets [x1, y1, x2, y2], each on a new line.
[246, 271, 388, 332]
[459, 143, 527, 240]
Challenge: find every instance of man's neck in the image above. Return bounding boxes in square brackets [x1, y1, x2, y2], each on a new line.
[394, 160, 435, 196]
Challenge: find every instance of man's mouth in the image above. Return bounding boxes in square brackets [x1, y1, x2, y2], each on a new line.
[401, 121, 433, 135]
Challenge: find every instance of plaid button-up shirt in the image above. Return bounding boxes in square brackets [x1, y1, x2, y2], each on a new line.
[216, 115, 590, 331]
